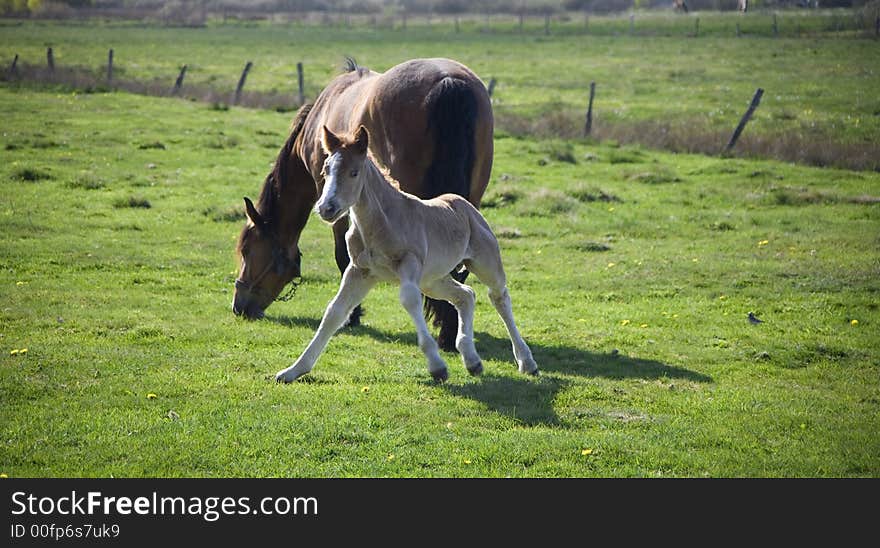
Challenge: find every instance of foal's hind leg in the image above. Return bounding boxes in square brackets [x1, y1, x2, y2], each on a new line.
[465, 257, 539, 376]
[275, 266, 375, 383]
[422, 275, 483, 376]
[397, 255, 450, 382]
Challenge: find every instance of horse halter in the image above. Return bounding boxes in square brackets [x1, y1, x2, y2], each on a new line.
[235, 236, 302, 303]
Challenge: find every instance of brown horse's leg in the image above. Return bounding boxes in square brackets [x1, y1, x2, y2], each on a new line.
[332, 217, 363, 327]
[430, 269, 466, 352]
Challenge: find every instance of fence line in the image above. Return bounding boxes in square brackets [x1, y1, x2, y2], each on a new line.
[4, 48, 876, 170]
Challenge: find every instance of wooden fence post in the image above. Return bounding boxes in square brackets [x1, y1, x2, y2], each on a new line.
[584, 81, 596, 137]
[630, 13, 635, 35]
[47, 47, 54, 72]
[107, 49, 114, 84]
[875, 15, 879, 38]
[296, 62, 305, 105]
[736, 22, 741, 38]
[234, 61, 252, 105]
[487, 77, 497, 98]
[694, 17, 700, 37]
[9, 54, 18, 75]
[455, 17, 459, 33]
[518, 12, 523, 33]
[172, 64, 187, 95]
[545, 13, 550, 35]
[725, 88, 764, 152]
[772, 13, 778, 36]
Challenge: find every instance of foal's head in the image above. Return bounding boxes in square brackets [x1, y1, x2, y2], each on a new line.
[315, 125, 370, 224]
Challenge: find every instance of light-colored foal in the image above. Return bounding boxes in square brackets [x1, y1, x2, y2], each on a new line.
[275, 125, 538, 383]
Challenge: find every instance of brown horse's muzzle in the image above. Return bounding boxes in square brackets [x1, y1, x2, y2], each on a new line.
[232, 249, 302, 320]
[232, 287, 266, 320]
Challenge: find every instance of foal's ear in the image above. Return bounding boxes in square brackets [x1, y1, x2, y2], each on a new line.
[321, 125, 342, 154]
[354, 125, 369, 154]
[243, 197, 264, 228]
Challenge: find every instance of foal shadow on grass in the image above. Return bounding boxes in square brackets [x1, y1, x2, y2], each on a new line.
[441, 333, 711, 427]
[270, 314, 711, 427]
[473, 331, 712, 383]
[270, 315, 709, 383]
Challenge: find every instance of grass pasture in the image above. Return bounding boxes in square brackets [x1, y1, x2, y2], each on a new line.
[1, 15, 879, 477]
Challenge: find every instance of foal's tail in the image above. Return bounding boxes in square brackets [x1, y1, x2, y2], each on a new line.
[422, 76, 479, 345]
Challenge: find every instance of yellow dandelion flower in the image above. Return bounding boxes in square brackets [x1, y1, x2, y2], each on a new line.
[581, 448, 594, 456]
[608, 207, 615, 212]
[640, 324, 649, 328]
[607, 262, 616, 268]
[463, 459, 472, 464]
[386, 454, 395, 461]
[361, 386, 370, 393]
[850, 319, 859, 326]
[758, 240, 769, 247]
[692, 258, 699, 263]
[620, 319, 630, 326]
[0, 473, 7, 478]
[146, 393, 157, 400]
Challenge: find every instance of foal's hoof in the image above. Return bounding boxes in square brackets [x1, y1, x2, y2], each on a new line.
[431, 368, 449, 383]
[466, 361, 484, 376]
[275, 369, 304, 384]
[528, 368, 540, 377]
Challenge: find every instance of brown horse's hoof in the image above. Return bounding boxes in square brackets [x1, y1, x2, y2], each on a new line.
[431, 368, 449, 383]
[467, 361, 483, 376]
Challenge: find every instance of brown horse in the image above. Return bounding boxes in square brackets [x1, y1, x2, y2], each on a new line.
[233, 58, 494, 351]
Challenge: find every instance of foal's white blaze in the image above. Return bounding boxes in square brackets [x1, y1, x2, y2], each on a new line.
[315, 152, 344, 222]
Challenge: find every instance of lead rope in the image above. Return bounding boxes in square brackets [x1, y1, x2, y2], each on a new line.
[275, 276, 302, 302]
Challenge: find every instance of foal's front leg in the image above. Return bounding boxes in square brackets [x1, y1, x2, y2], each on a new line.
[397, 255, 450, 382]
[276, 266, 375, 383]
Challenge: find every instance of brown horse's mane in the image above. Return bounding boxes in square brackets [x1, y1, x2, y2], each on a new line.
[258, 103, 313, 223]
[236, 102, 313, 254]
[343, 56, 370, 77]
[251, 57, 365, 229]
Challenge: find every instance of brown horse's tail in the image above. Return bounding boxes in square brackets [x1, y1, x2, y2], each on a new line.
[422, 76, 479, 348]
[422, 76, 478, 202]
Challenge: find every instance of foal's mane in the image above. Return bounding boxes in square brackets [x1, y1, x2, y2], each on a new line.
[368, 150, 401, 191]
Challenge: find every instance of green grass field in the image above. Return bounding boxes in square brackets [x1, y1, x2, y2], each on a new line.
[1, 14, 878, 477]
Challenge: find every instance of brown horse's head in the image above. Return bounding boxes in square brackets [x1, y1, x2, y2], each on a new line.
[232, 196, 302, 320]
[232, 104, 316, 320]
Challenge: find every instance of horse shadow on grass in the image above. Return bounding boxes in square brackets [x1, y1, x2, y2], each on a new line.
[269, 314, 711, 427]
